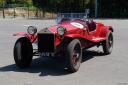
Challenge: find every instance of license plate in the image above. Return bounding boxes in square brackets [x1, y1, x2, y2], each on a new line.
[40, 52, 54, 57]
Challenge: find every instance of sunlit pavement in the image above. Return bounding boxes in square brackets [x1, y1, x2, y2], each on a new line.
[0, 19, 128, 85]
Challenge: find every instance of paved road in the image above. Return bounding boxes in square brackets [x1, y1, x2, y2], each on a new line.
[0, 19, 128, 85]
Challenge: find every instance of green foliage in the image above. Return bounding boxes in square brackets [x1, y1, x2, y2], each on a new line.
[98, 0, 128, 18]
[32, 0, 128, 18]
[32, 0, 88, 12]
[0, 0, 128, 18]
[0, 0, 32, 6]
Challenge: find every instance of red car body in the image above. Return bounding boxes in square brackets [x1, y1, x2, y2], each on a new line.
[50, 20, 113, 46]
[14, 19, 113, 49]
[13, 19, 114, 72]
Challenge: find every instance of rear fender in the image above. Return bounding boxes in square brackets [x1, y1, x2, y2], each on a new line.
[107, 26, 114, 32]
[99, 26, 113, 38]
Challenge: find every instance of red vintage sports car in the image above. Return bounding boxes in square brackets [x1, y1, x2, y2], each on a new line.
[13, 14, 113, 72]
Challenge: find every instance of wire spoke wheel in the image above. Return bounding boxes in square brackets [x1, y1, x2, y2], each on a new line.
[102, 31, 113, 54]
[66, 39, 82, 73]
[72, 45, 80, 66]
[108, 33, 113, 52]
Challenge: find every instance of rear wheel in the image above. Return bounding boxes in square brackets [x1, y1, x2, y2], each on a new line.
[102, 31, 113, 54]
[14, 37, 33, 68]
[66, 39, 82, 73]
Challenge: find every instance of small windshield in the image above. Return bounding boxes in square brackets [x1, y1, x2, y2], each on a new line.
[56, 13, 88, 24]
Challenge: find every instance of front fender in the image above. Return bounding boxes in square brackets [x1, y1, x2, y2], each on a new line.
[13, 32, 37, 43]
[13, 32, 28, 37]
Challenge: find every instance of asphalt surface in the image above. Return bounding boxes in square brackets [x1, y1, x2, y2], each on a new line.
[0, 19, 128, 85]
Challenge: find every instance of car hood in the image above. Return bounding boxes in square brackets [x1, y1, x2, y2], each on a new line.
[48, 22, 85, 33]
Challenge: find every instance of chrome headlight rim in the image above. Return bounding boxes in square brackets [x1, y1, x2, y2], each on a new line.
[57, 26, 66, 36]
[27, 26, 37, 35]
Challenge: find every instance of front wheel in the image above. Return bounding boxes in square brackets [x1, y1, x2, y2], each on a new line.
[14, 37, 33, 68]
[66, 39, 82, 73]
[102, 31, 113, 55]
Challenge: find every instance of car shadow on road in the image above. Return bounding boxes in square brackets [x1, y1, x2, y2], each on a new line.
[0, 50, 106, 76]
[82, 49, 106, 62]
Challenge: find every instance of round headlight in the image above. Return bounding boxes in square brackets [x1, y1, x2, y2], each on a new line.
[27, 26, 37, 35]
[57, 26, 66, 36]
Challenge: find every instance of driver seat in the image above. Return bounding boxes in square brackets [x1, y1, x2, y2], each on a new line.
[86, 20, 96, 31]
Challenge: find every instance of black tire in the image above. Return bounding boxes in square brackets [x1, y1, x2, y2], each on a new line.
[14, 37, 33, 68]
[66, 39, 82, 73]
[102, 31, 113, 55]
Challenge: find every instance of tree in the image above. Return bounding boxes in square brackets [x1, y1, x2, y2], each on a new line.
[32, 0, 88, 13]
